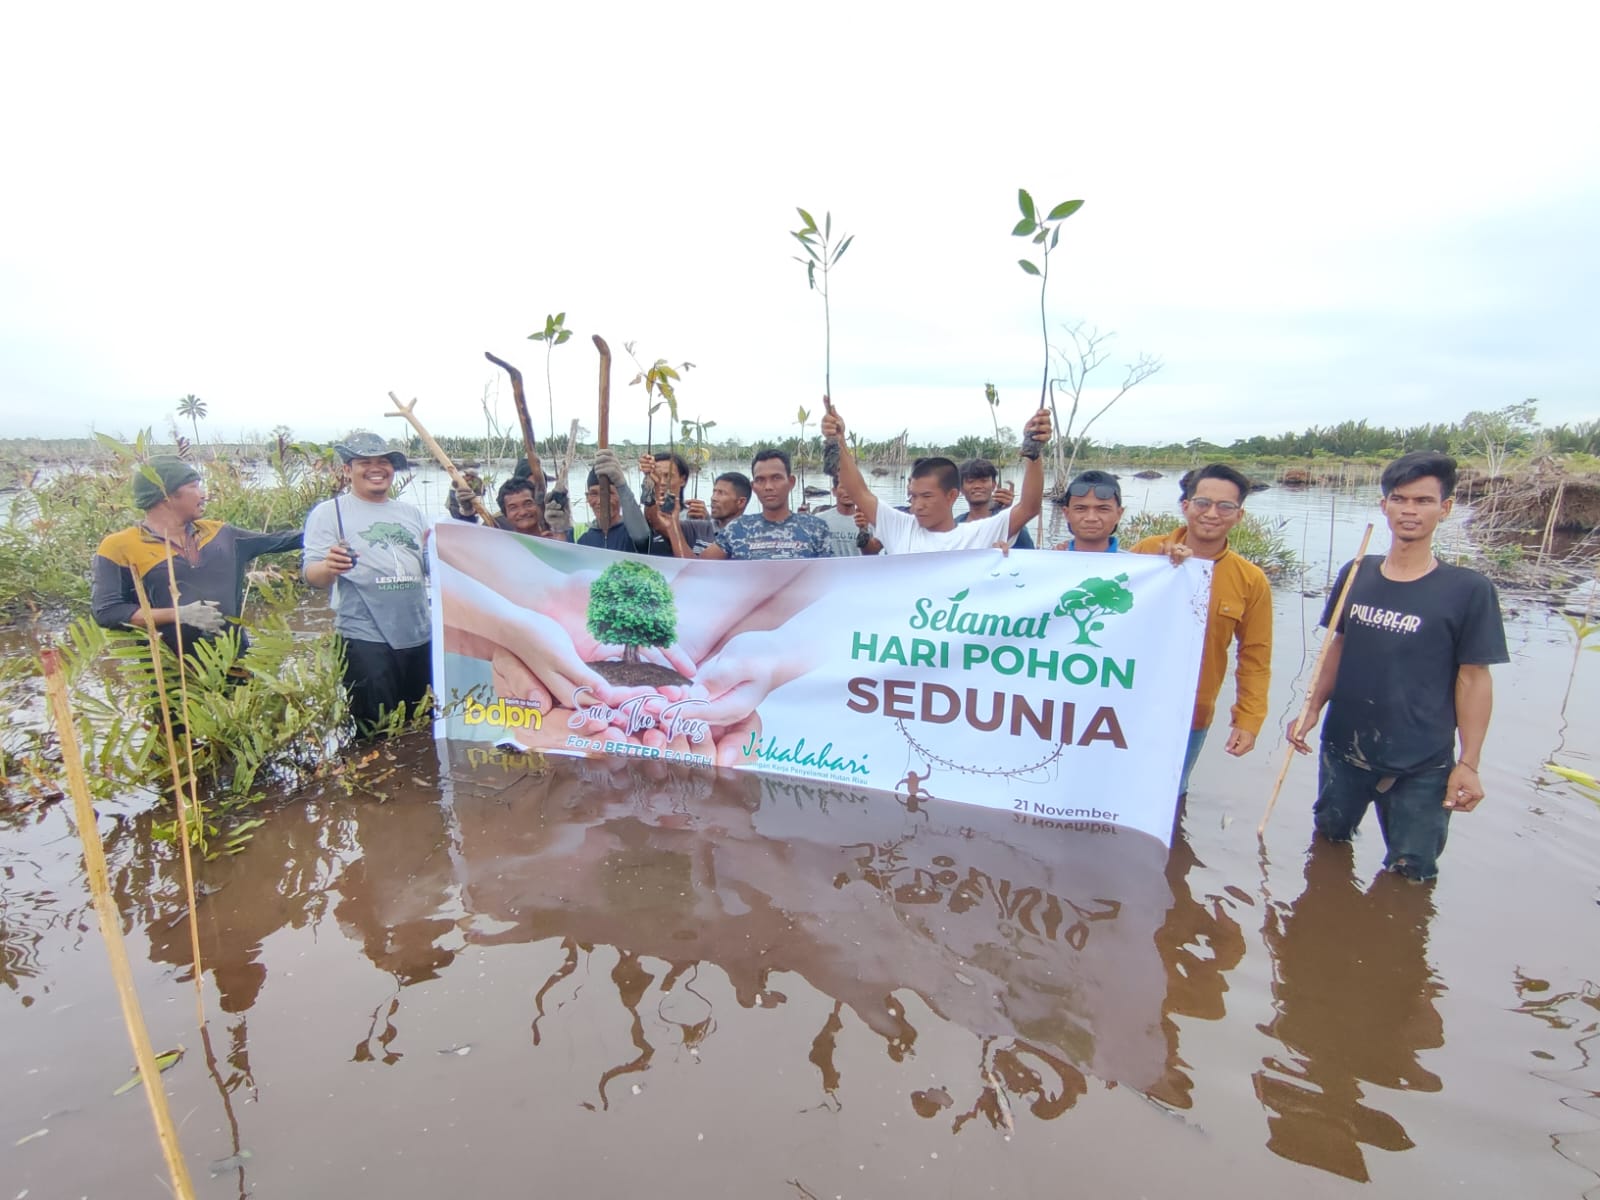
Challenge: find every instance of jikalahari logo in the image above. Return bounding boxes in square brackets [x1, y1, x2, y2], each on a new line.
[463, 696, 544, 730]
[1054, 574, 1134, 647]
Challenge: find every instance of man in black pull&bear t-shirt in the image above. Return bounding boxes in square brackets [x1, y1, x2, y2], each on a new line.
[1286, 452, 1508, 881]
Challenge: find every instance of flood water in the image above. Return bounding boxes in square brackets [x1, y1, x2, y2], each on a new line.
[4, 481, 1599, 1197]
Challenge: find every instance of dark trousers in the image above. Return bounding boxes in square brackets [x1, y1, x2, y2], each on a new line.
[1312, 749, 1452, 881]
[342, 638, 433, 733]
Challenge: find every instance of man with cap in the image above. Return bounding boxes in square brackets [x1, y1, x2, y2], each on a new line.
[93, 456, 303, 659]
[1053, 469, 1129, 553]
[302, 432, 432, 733]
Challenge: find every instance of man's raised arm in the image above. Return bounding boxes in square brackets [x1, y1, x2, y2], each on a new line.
[1008, 408, 1053, 539]
[819, 401, 877, 523]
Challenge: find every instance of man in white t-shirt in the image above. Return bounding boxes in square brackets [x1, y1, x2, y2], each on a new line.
[822, 403, 1051, 554]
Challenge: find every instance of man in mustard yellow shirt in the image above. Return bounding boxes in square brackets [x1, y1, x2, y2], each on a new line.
[1133, 464, 1272, 797]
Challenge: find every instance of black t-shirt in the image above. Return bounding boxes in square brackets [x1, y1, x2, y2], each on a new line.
[1319, 556, 1508, 773]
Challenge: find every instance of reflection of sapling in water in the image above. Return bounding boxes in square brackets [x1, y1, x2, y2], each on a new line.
[585, 560, 690, 687]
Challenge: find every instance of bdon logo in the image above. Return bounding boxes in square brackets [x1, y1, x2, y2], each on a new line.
[462, 696, 544, 730]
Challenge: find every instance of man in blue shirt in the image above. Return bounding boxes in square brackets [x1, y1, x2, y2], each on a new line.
[956, 459, 1034, 549]
[694, 450, 832, 560]
[1053, 470, 1125, 553]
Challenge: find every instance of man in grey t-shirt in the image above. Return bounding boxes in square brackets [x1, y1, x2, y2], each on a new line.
[815, 477, 882, 557]
[303, 432, 432, 733]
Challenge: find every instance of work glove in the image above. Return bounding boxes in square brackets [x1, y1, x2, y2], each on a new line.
[545, 489, 572, 535]
[448, 484, 480, 521]
[1018, 409, 1051, 461]
[592, 449, 627, 487]
[177, 600, 227, 635]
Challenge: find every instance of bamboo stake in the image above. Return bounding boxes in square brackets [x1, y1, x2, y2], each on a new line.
[385, 393, 499, 526]
[1258, 522, 1375, 837]
[40, 646, 197, 1200]
[1538, 479, 1566, 563]
[558, 418, 581, 490]
[129, 571, 206, 1028]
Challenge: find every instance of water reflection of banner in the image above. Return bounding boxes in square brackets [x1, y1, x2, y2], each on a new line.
[439, 748, 1174, 1097]
[430, 522, 1210, 842]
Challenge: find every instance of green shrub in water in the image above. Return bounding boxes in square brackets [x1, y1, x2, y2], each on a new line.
[39, 574, 358, 849]
[1120, 510, 1299, 579]
[0, 432, 340, 621]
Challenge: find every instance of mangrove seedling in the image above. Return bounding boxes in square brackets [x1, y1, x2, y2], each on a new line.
[680, 417, 717, 498]
[790, 207, 853, 402]
[1011, 189, 1083, 458]
[625, 342, 694, 459]
[791, 207, 853, 479]
[527, 312, 574, 457]
[982, 382, 1011, 471]
[795, 405, 812, 498]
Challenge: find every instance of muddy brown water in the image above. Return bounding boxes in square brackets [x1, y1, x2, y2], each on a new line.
[4, 493, 1600, 1197]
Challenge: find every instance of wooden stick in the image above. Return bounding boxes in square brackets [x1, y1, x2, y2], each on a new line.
[129, 571, 206, 1028]
[385, 393, 499, 526]
[484, 351, 545, 503]
[1539, 479, 1565, 563]
[40, 646, 198, 1200]
[592, 335, 613, 533]
[1258, 522, 1375, 837]
[558, 418, 580, 490]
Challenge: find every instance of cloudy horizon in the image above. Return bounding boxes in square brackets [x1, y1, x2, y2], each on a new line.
[2, 2, 1595, 451]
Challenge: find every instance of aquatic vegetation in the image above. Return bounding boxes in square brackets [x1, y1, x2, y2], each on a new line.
[1120, 511, 1299, 579]
[0, 433, 338, 621]
[30, 575, 356, 846]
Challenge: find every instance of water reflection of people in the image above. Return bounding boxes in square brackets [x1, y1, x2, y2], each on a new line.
[444, 745, 1173, 1123]
[1254, 841, 1443, 1181]
[143, 746, 456, 1050]
[1148, 833, 1246, 1110]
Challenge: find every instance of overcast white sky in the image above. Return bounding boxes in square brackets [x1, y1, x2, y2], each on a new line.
[1, 1, 1596, 450]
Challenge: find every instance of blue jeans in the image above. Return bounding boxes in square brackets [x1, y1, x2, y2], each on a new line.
[1178, 727, 1209, 797]
[1312, 749, 1452, 881]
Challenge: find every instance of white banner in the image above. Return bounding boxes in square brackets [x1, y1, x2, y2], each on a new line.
[430, 522, 1211, 843]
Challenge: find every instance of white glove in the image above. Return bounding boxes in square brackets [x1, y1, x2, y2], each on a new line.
[177, 600, 227, 635]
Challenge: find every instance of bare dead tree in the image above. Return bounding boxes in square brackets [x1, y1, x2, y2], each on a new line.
[1047, 322, 1164, 489]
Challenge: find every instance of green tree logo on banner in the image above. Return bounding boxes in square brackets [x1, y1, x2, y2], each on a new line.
[1054, 574, 1134, 646]
[587, 560, 678, 664]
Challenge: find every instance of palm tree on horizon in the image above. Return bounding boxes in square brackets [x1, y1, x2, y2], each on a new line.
[176, 394, 207, 446]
